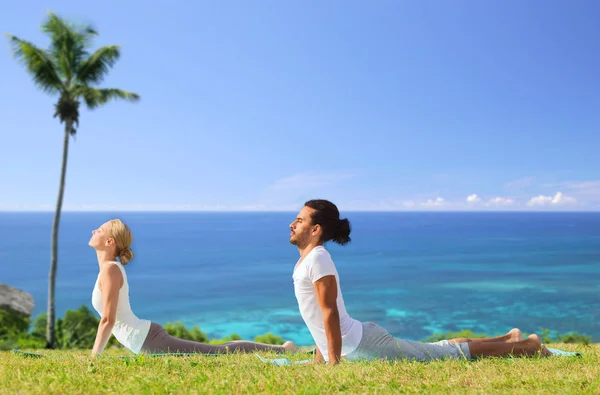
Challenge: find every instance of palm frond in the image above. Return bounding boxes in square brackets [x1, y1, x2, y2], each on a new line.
[75, 86, 140, 109]
[42, 11, 96, 83]
[5, 34, 64, 94]
[44, 11, 98, 38]
[75, 45, 121, 85]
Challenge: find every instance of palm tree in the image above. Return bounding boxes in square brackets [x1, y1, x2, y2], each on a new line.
[5, 11, 140, 348]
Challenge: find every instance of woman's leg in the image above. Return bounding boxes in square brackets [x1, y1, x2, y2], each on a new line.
[141, 323, 297, 355]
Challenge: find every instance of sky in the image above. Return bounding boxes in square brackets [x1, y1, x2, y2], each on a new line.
[1, 1, 599, 212]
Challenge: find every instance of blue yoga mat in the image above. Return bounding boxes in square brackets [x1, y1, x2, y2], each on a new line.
[547, 347, 582, 357]
[255, 347, 583, 366]
[13, 347, 582, 364]
[11, 349, 221, 359]
[254, 353, 312, 366]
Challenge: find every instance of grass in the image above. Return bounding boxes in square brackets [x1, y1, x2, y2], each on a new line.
[1, 344, 599, 394]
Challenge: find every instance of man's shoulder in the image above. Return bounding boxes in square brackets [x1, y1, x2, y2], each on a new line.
[308, 246, 335, 266]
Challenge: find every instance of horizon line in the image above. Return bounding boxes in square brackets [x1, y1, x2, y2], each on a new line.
[1, 209, 599, 213]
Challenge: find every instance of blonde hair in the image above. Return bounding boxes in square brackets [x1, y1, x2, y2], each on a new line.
[109, 219, 134, 265]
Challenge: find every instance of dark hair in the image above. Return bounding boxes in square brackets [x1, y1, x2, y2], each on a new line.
[304, 199, 351, 245]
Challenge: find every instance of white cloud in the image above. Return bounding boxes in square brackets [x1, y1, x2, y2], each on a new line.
[421, 197, 445, 207]
[466, 194, 481, 203]
[545, 181, 600, 199]
[552, 192, 577, 204]
[486, 197, 515, 206]
[528, 195, 552, 206]
[466, 194, 514, 207]
[527, 192, 576, 207]
[268, 172, 355, 190]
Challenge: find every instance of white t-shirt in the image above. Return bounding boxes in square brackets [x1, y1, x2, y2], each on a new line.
[292, 246, 363, 361]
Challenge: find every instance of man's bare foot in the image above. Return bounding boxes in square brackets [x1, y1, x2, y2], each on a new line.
[506, 328, 524, 342]
[523, 334, 551, 357]
[282, 341, 299, 353]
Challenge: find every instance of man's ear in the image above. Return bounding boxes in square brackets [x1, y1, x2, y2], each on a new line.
[311, 224, 322, 237]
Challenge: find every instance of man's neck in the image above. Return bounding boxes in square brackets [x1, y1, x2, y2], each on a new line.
[298, 241, 323, 261]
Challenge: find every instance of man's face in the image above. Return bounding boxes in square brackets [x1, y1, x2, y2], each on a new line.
[289, 206, 318, 247]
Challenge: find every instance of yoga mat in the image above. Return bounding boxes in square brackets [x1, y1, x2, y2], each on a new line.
[13, 347, 582, 364]
[12, 349, 221, 359]
[255, 347, 583, 366]
[547, 348, 582, 357]
[254, 353, 312, 366]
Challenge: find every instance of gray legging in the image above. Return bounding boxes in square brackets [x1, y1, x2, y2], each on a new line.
[346, 322, 471, 361]
[140, 322, 287, 354]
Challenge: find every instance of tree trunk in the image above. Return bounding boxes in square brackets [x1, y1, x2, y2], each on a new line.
[46, 120, 72, 349]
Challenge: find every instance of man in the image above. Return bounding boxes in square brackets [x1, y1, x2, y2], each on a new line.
[289, 199, 550, 365]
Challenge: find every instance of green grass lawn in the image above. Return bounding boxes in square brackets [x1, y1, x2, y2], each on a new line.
[1, 344, 598, 394]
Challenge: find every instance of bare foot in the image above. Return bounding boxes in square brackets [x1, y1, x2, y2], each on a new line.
[282, 341, 299, 353]
[524, 334, 551, 357]
[506, 328, 524, 342]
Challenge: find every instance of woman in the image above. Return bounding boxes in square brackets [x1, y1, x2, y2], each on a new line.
[89, 219, 298, 357]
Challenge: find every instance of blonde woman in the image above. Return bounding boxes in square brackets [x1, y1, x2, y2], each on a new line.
[88, 219, 297, 357]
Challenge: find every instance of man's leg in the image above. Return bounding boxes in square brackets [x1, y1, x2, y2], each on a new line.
[467, 334, 552, 358]
[447, 328, 524, 344]
[346, 323, 550, 362]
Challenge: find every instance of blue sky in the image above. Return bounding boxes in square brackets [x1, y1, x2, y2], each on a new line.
[1, 1, 599, 211]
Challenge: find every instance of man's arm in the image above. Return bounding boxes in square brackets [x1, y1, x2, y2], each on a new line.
[313, 275, 341, 365]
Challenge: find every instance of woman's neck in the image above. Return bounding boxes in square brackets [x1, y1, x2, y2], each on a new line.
[96, 250, 118, 270]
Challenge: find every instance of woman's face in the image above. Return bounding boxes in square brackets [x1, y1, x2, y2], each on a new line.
[88, 221, 115, 250]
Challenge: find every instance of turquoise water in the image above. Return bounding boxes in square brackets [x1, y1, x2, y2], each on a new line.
[1, 212, 599, 344]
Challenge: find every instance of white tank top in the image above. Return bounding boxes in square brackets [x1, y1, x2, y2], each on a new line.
[91, 261, 151, 354]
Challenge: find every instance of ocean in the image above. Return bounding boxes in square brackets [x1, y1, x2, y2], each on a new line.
[1, 211, 599, 345]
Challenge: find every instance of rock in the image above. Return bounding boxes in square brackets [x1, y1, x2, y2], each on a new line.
[0, 283, 34, 317]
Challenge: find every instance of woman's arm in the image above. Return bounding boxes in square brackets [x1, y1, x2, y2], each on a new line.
[91, 265, 123, 356]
